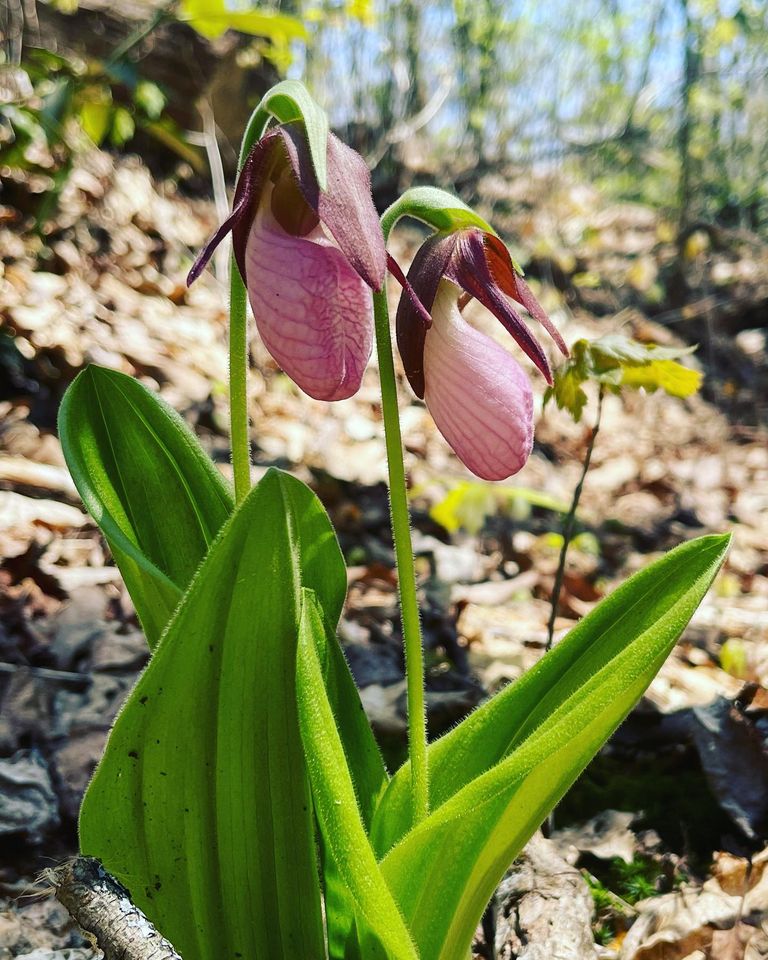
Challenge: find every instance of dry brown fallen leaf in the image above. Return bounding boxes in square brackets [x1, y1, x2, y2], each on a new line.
[620, 847, 768, 960]
[0, 456, 77, 496]
[553, 810, 639, 865]
[0, 491, 87, 534]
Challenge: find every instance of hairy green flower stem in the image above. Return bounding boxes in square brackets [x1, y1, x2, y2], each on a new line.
[226, 113, 430, 816]
[373, 289, 429, 824]
[228, 109, 274, 504]
[229, 271, 251, 505]
[546, 385, 606, 651]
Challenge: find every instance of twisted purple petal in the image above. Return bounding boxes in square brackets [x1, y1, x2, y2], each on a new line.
[446, 230, 553, 383]
[395, 233, 459, 398]
[187, 131, 282, 286]
[386, 253, 432, 328]
[423, 282, 533, 481]
[482, 233, 568, 357]
[187, 122, 387, 301]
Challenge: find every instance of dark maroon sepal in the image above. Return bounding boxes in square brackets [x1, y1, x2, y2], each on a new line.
[386, 253, 432, 328]
[396, 233, 459, 398]
[278, 123, 386, 292]
[186, 131, 282, 286]
[186, 209, 238, 286]
[482, 233, 569, 357]
[447, 230, 553, 384]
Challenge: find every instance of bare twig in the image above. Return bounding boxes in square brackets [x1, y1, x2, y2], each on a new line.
[546, 385, 605, 652]
[366, 74, 453, 169]
[0, 662, 91, 685]
[51, 858, 182, 960]
[105, 3, 175, 69]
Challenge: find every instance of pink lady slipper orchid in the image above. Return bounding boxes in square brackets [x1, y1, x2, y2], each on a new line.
[188, 121, 386, 401]
[396, 229, 568, 481]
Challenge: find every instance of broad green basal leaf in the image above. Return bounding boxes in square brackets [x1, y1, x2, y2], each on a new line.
[377, 533, 730, 960]
[316, 610, 388, 828]
[297, 590, 418, 960]
[58, 365, 233, 646]
[302, 590, 389, 958]
[372, 534, 730, 856]
[79, 469, 347, 960]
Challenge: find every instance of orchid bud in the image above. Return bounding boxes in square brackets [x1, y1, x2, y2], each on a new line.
[396, 228, 568, 481]
[189, 121, 386, 402]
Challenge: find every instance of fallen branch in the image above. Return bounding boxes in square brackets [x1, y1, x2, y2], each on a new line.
[494, 833, 599, 960]
[51, 857, 182, 960]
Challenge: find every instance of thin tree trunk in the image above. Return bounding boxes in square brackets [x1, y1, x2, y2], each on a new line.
[677, 0, 699, 234]
[402, 0, 424, 115]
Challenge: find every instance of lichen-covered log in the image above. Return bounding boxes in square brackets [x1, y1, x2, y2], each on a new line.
[494, 833, 599, 960]
[52, 857, 182, 960]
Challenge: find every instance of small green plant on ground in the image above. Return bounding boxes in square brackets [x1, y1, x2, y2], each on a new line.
[543, 333, 703, 650]
[585, 853, 691, 946]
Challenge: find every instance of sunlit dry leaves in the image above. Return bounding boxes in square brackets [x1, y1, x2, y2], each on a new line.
[0, 456, 76, 496]
[553, 810, 638, 865]
[0, 492, 87, 534]
[620, 847, 768, 960]
[0, 750, 60, 844]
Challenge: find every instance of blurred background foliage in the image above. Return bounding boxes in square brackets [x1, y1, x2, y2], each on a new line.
[2, 0, 768, 236]
[296, 0, 768, 235]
